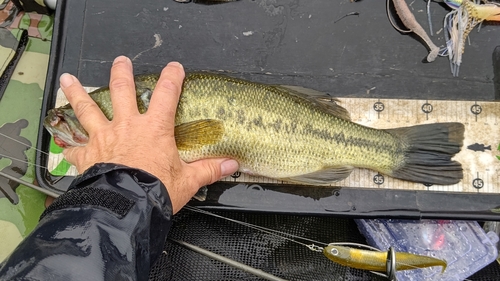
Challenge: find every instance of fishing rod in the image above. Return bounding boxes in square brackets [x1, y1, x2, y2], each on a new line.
[0, 151, 445, 281]
[0, 168, 291, 281]
[0, 170, 59, 198]
[0, 170, 291, 280]
[0, 131, 66, 200]
[169, 238, 289, 281]
[2, 167, 453, 281]
[0, 162, 440, 281]
[0, 141, 295, 281]
[0, 130, 441, 281]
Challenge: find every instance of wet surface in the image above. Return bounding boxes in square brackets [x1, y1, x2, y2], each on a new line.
[52, 0, 499, 101]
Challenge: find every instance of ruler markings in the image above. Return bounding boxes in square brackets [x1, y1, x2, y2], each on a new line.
[47, 89, 500, 194]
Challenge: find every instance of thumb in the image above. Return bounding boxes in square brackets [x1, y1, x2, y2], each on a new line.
[186, 158, 239, 187]
[62, 147, 86, 173]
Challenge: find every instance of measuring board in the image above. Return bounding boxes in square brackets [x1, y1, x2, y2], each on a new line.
[47, 87, 500, 195]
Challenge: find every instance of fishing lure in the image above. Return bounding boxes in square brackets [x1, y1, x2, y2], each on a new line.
[444, 0, 500, 21]
[323, 244, 448, 273]
[441, 0, 500, 76]
[387, 0, 441, 62]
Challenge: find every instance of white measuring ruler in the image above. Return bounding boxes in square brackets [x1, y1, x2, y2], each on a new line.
[47, 87, 500, 194]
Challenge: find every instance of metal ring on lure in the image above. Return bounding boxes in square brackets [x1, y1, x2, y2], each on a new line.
[386, 247, 397, 281]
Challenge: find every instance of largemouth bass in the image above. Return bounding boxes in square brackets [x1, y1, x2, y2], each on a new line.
[44, 72, 464, 185]
[323, 244, 447, 273]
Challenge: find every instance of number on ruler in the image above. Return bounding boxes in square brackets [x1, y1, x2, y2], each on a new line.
[472, 178, 484, 189]
[373, 102, 385, 112]
[470, 104, 482, 115]
[421, 103, 433, 114]
[373, 174, 384, 185]
[231, 172, 241, 179]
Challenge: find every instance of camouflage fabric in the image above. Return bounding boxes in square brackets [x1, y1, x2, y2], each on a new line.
[0, 1, 51, 261]
[8, 11, 52, 39]
[11, 0, 49, 14]
[0, 28, 24, 76]
[0, 27, 26, 99]
[0, 0, 18, 28]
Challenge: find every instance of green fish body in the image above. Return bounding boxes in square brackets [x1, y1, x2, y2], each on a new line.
[44, 72, 464, 185]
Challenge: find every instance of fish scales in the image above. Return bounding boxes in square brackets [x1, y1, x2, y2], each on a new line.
[174, 73, 406, 179]
[44, 72, 464, 185]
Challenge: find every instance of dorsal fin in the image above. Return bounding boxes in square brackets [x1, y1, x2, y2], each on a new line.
[275, 85, 351, 121]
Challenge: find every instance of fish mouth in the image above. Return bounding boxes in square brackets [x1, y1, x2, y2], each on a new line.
[53, 135, 70, 148]
[44, 110, 88, 148]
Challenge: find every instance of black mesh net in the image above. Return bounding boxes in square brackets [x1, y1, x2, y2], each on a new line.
[149, 207, 500, 281]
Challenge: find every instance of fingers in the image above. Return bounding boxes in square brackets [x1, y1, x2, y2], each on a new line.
[60, 73, 108, 133]
[186, 158, 239, 187]
[109, 56, 139, 119]
[147, 62, 185, 124]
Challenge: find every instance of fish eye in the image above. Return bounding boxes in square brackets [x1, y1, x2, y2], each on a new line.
[330, 248, 339, 255]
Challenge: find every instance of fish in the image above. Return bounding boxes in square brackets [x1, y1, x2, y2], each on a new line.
[323, 244, 447, 273]
[467, 143, 491, 152]
[44, 72, 464, 186]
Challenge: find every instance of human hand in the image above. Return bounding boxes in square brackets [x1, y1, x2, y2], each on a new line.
[59, 56, 239, 213]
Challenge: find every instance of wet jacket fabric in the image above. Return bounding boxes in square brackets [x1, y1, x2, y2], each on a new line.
[0, 163, 172, 281]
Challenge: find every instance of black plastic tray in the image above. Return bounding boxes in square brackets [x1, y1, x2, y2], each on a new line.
[36, 0, 500, 220]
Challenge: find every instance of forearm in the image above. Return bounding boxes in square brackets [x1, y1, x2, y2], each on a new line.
[0, 163, 172, 281]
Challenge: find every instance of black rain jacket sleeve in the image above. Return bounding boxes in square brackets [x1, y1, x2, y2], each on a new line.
[0, 163, 173, 281]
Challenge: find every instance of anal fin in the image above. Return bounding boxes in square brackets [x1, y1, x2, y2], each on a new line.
[282, 166, 353, 185]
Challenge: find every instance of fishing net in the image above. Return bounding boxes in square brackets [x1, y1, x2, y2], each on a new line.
[148, 207, 500, 281]
[149, 208, 387, 281]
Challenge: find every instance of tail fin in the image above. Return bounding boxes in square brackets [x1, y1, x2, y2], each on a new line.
[385, 123, 464, 185]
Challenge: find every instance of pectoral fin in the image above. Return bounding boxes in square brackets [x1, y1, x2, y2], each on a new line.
[282, 166, 354, 185]
[175, 119, 224, 150]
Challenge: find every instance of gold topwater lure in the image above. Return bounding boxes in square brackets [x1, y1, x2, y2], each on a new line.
[323, 244, 447, 273]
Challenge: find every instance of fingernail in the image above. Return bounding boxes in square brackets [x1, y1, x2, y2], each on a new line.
[113, 56, 130, 65]
[220, 159, 239, 177]
[168, 61, 183, 69]
[60, 73, 76, 88]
